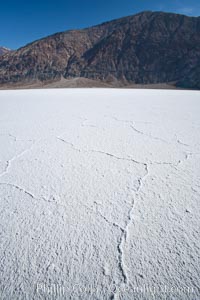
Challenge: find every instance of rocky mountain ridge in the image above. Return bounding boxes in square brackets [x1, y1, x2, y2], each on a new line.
[0, 11, 199, 89]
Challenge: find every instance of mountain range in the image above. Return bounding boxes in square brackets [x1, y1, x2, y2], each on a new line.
[0, 11, 200, 89]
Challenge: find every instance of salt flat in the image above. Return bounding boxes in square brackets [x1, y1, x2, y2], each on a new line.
[0, 89, 200, 300]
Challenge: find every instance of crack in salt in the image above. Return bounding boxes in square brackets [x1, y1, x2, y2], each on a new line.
[57, 136, 147, 165]
[111, 116, 169, 144]
[110, 164, 149, 299]
[117, 163, 149, 283]
[83, 202, 124, 232]
[0, 182, 70, 211]
[177, 139, 189, 147]
[130, 124, 169, 144]
[0, 142, 36, 179]
[112, 116, 191, 148]
[0, 182, 37, 200]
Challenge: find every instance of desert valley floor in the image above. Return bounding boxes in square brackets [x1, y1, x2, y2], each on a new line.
[0, 89, 200, 299]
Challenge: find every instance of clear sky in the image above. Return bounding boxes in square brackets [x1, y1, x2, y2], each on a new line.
[0, 0, 199, 49]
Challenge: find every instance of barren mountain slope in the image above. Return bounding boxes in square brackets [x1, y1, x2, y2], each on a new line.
[0, 11, 200, 88]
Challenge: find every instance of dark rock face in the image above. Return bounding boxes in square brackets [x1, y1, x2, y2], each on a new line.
[0, 47, 10, 56]
[0, 11, 200, 89]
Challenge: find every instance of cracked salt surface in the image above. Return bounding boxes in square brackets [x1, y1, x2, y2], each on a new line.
[0, 89, 200, 299]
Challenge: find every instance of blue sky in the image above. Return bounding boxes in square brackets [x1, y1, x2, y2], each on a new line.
[0, 0, 199, 49]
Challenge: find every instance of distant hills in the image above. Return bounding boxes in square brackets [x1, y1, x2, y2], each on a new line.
[0, 11, 200, 89]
